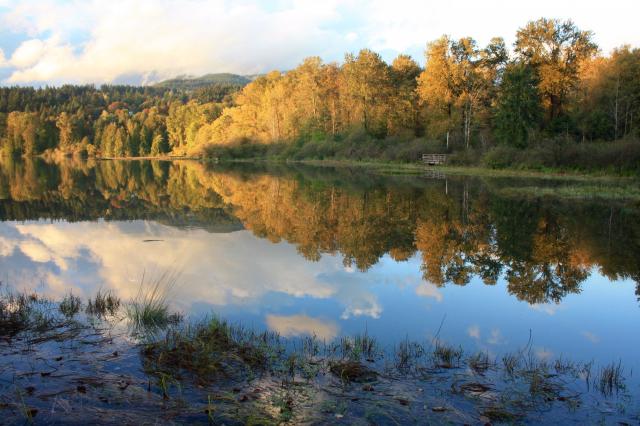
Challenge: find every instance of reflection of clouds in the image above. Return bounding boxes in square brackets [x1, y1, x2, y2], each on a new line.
[0, 221, 388, 322]
[315, 270, 383, 320]
[535, 347, 554, 360]
[18, 240, 68, 270]
[487, 328, 504, 345]
[468, 325, 480, 339]
[340, 301, 382, 319]
[415, 282, 443, 302]
[5, 221, 338, 304]
[581, 331, 600, 343]
[529, 303, 562, 316]
[266, 314, 338, 340]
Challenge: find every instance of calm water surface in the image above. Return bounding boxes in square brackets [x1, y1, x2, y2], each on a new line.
[1, 158, 638, 371]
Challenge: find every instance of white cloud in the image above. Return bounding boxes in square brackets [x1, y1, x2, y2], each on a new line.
[360, 0, 640, 54]
[9, 38, 46, 68]
[0, 0, 346, 84]
[0, 47, 6, 67]
[1, 0, 638, 85]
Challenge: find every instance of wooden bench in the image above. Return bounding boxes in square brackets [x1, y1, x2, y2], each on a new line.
[422, 154, 447, 165]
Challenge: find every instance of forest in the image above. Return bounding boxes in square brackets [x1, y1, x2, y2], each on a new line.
[0, 18, 639, 172]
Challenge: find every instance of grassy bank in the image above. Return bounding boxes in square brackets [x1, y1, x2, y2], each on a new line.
[199, 136, 640, 178]
[0, 286, 637, 424]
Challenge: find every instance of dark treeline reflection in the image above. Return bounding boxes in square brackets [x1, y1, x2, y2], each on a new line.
[1, 157, 639, 305]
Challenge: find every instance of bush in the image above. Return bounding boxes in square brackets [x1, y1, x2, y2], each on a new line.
[447, 148, 481, 166]
[481, 138, 640, 174]
[482, 146, 521, 169]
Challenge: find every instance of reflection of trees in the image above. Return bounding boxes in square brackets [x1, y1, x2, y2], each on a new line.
[504, 217, 589, 304]
[2, 158, 640, 305]
[0, 157, 239, 229]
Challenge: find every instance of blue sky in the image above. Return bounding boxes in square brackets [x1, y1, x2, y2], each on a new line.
[0, 0, 638, 86]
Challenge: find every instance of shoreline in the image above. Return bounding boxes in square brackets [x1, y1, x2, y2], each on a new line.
[15, 152, 637, 180]
[214, 157, 639, 182]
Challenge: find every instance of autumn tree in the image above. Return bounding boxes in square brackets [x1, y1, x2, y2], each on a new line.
[417, 36, 459, 146]
[56, 112, 82, 151]
[515, 18, 598, 127]
[418, 37, 503, 148]
[389, 54, 422, 135]
[341, 49, 393, 137]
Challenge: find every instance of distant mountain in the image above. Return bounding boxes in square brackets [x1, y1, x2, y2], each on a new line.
[154, 73, 252, 90]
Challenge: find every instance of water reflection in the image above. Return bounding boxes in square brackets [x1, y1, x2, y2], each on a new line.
[0, 157, 639, 366]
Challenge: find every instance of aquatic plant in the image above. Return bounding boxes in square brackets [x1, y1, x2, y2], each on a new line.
[86, 290, 120, 317]
[125, 271, 183, 336]
[432, 341, 463, 368]
[395, 337, 425, 370]
[142, 316, 282, 382]
[59, 292, 82, 318]
[502, 352, 521, 377]
[596, 361, 625, 396]
[468, 351, 492, 374]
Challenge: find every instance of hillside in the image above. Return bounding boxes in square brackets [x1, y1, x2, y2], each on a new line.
[154, 73, 251, 90]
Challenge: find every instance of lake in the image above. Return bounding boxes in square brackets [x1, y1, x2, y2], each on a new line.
[1, 157, 638, 375]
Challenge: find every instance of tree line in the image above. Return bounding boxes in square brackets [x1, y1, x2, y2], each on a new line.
[0, 83, 241, 157]
[0, 18, 638, 164]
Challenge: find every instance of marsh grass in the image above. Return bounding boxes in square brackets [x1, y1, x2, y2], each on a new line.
[468, 351, 492, 374]
[86, 290, 120, 317]
[502, 352, 521, 377]
[334, 330, 380, 361]
[395, 337, 425, 370]
[0, 292, 34, 336]
[596, 361, 625, 396]
[142, 316, 282, 383]
[126, 270, 181, 335]
[59, 292, 82, 318]
[0, 291, 62, 337]
[432, 342, 463, 368]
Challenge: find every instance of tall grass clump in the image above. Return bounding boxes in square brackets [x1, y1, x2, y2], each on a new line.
[335, 330, 380, 361]
[0, 292, 36, 336]
[596, 361, 625, 396]
[86, 290, 120, 317]
[469, 351, 492, 374]
[126, 270, 179, 334]
[59, 292, 82, 318]
[432, 341, 463, 368]
[142, 316, 281, 383]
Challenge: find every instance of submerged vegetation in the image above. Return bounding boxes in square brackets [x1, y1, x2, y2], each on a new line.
[1, 18, 639, 174]
[0, 286, 637, 424]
